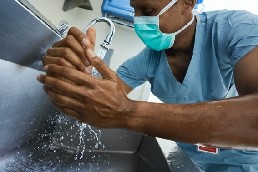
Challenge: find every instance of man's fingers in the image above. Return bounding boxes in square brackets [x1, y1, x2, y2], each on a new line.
[86, 49, 115, 80]
[52, 34, 90, 66]
[49, 27, 97, 72]
[46, 48, 86, 72]
[44, 86, 85, 111]
[38, 73, 90, 100]
[85, 27, 96, 50]
[42, 55, 75, 69]
[67, 27, 85, 40]
[41, 57, 77, 84]
[68, 27, 96, 50]
[43, 64, 95, 88]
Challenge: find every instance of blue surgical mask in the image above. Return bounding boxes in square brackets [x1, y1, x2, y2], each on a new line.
[134, 0, 194, 51]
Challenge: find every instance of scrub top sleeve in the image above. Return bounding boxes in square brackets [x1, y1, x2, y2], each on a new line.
[116, 47, 150, 89]
[226, 13, 258, 67]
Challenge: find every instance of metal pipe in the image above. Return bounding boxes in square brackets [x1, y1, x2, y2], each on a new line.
[83, 17, 116, 76]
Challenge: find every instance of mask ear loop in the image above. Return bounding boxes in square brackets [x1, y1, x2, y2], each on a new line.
[157, 0, 195, 36]
[158, 0, 178, 16]
[174, 13, 195, 35]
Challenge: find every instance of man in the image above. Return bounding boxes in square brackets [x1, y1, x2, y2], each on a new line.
[37, 0, 258, 171]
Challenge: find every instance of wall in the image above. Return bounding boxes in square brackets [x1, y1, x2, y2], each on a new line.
[26, 0, 147, 100]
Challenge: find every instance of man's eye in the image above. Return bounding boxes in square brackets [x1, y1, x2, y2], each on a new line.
[143, 9, 154, 15]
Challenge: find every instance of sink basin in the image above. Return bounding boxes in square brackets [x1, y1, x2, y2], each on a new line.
[0, 57, 172, 172]
[0, 126, 172, 172]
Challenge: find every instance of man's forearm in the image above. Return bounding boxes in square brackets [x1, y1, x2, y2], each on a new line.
[126, 94, 258, 149]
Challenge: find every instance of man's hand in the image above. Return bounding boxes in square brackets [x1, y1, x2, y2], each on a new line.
[37, 49, 135, 128]
[43, 27, 96, 73]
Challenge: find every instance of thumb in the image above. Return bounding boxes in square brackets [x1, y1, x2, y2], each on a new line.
[85, 27, 96, 50]
[86, 49, 114, 80]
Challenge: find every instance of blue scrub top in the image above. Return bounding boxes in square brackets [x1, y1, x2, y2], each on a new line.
[117, 10, 258, 171]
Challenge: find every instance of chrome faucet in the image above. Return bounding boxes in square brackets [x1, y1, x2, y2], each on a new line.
[83, 17, 115, 77]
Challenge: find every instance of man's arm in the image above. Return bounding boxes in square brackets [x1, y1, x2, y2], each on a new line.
[117, 76, 133, 95]
[38, 27, 258, 149]
[128, 46, 258, 149]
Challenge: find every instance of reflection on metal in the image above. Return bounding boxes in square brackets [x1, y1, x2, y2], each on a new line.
[0, 0, 61, 71]
[0, 0, 199, 171]
[0, 0, 60, 156]
[0, 60, 58, 156]
[57, 20, 70, 37]
[83, 17, 115, 76]
[83, 17, 115, 59]
[157, 138, 201, 172]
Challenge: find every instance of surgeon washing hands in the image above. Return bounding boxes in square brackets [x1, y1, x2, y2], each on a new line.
[37, 0, 258, 171]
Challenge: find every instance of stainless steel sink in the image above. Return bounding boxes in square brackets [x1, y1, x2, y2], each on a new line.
[0, 0, 200, 171]
[0, 59, 172, 172]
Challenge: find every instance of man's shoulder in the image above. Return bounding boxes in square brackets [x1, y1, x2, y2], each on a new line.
[131, 47, 161, 62]
[200, 10, 258, 24]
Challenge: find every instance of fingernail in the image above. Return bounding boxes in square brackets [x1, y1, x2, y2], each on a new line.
[87, 49, 95, 58]
[37, 75, 41, 81]
[82, 38, 89, 47]
[43, 86, 48, 93]
[43, 65, 48, 71]
[85, 66, 92, 74]
[82, 57, 90, 66]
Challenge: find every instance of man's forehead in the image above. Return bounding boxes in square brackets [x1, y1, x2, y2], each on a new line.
[130, 0, 168, 7]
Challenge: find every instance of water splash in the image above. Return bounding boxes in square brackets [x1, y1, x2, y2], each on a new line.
[51, 114, 105, 160]
[0, 112, 110, 171]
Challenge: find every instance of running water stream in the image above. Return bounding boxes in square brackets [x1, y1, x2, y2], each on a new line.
[51, 114, 105, 160]
[50, 17, 115, 161]
[0, 113, 109, 172]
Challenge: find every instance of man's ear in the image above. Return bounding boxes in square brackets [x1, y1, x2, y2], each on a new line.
[182, 0, 196, 15]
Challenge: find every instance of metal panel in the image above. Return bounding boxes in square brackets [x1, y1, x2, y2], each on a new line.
[0, 2, 168, 172]
[0, 0, 60, 155]
[0, 0, 61, 71]
[0, 60, 58, 156]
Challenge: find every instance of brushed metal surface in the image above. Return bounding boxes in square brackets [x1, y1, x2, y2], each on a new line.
[0, 0, 199, 171]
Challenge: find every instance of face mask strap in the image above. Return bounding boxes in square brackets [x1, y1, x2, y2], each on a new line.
[158, 0, 178, 16]
[174, 13, 195, 35]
